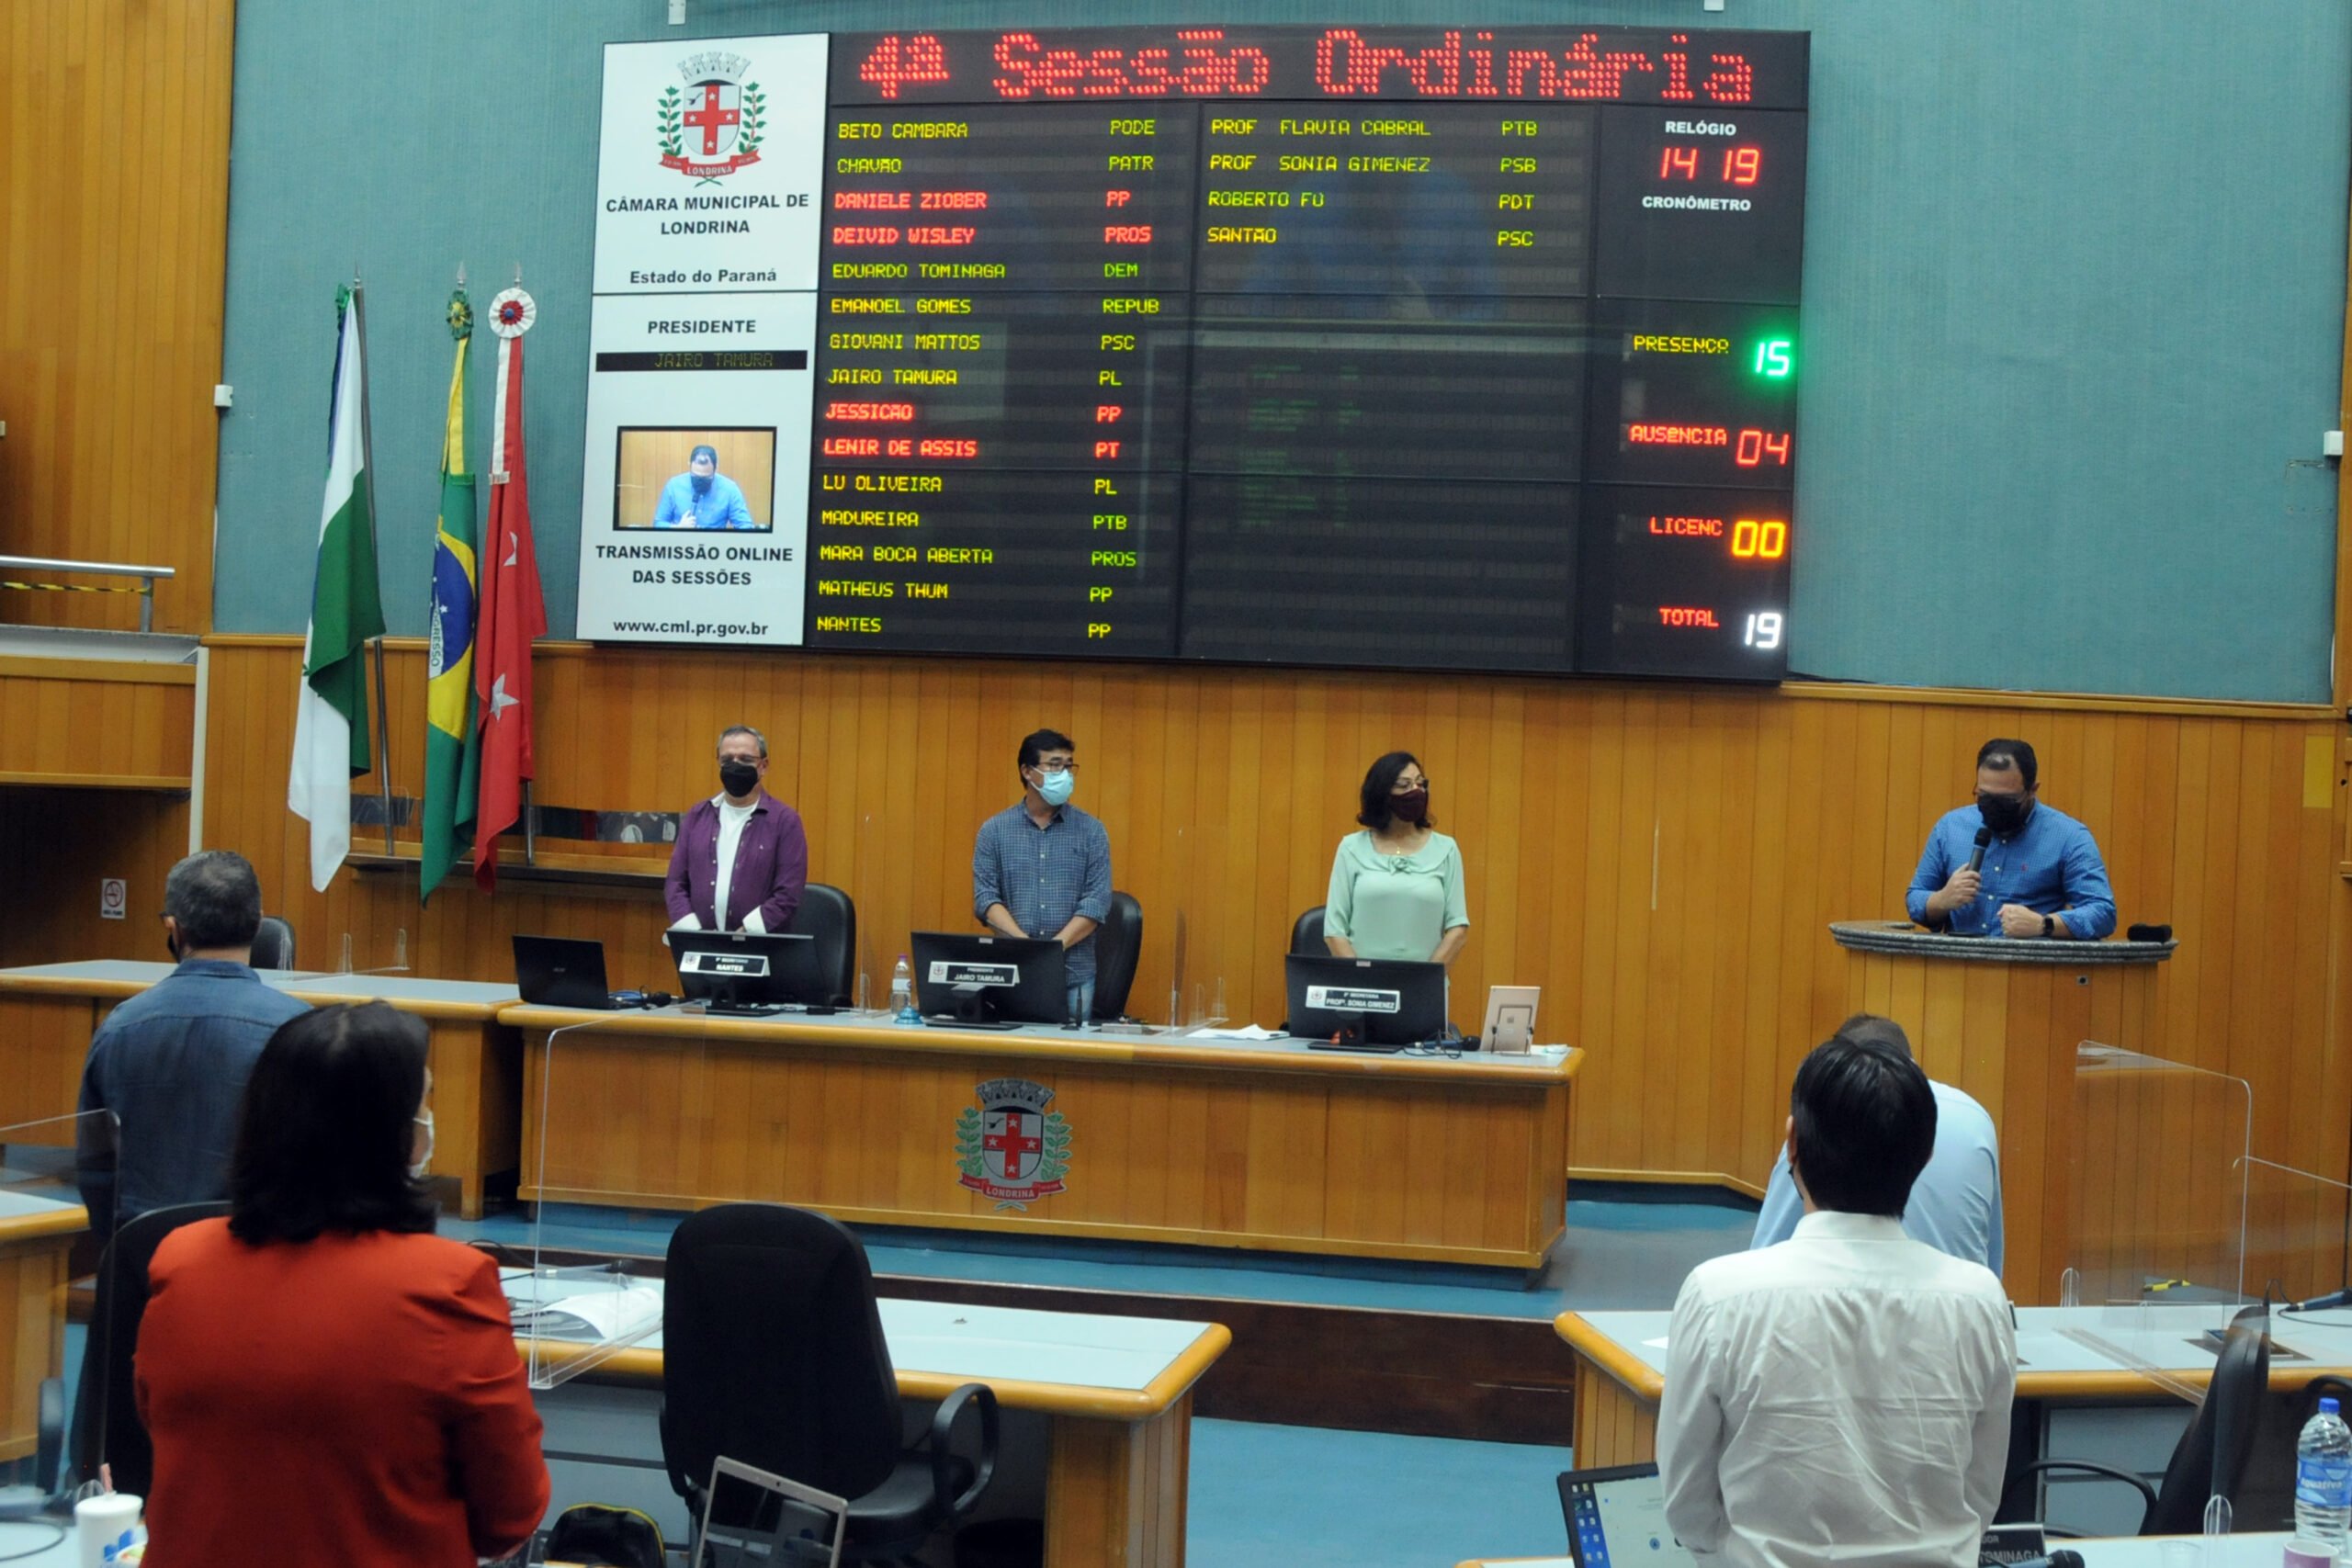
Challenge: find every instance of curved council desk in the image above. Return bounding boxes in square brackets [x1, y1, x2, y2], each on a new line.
[504, 1005, 1581, 1271]
[0, 962, 520, 1218]
[517, 1280, 1229, 1568]
[1827, 922, 2177, 1302]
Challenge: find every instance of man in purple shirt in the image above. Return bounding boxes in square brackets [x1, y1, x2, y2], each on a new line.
[665, 724, 808, 933]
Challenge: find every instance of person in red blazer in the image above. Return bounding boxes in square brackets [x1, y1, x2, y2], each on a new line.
[136, 1002, 548, 1566]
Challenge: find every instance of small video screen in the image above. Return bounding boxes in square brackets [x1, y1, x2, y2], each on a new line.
[614, 426, 776, 532]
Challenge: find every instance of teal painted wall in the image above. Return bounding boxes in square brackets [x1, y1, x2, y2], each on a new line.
[214, 1, 2349, 700]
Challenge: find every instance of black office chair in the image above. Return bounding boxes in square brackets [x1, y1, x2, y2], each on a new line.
[1289, 905, 1327, 956]
[1999, 1301, 2271, 1535]
[249, 915, 297, 971]
[1091, 890, 1143, 1021]
[660, 1203, 998, 1564]
[71, 1201, 232, 1496]
[786, 883, 857, 1006]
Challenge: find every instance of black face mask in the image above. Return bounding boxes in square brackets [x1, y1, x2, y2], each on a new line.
[1977, 792, 2032, 834]
[719, 759, 760, 797]
[1389, 788, 1430, 826]
[163, 929, 179, 962]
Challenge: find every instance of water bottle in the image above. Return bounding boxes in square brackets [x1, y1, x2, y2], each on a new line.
[890, 954, 917, 1024]
[2295, 1395, 2352, 1547]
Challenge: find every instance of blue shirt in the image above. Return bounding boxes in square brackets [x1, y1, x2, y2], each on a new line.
[972, 801, 1113, 983]
[651, 472, 755, 530]
[1905, 800, 2117, 940]
[75, 959, 311, 1241]
[1749, 1079, 2006, 1274]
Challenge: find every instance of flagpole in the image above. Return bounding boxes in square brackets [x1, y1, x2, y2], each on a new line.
[350, 276, 396, 856]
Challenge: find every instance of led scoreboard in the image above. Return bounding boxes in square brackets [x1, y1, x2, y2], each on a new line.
[591, 24, 1807, 680]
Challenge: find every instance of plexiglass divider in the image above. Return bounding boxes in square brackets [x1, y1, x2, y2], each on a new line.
[521, 1021, 674, 1390]
[0, 1112, 119, 1495]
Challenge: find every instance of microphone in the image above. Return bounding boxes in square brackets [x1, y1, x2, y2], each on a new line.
[1967, 827, 1992, 874]
[2289, 1287, 2352, 1313]
[1992, 1553, 2083, 1568]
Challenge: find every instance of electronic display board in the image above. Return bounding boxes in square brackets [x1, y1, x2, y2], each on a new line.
[582, 25, 1808, 679]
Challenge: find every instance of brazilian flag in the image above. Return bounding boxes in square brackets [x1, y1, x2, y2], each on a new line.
[420, 291, 480, 904]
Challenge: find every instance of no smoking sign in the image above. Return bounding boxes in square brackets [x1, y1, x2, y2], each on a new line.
[98, 879, 127, 920]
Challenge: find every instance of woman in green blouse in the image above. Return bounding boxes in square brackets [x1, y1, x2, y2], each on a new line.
[1323, 751, 1469, 965]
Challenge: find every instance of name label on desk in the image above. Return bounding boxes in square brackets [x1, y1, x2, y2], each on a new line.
[680, 952, 771, 977]
[1306, 985, 1400, 1014]
[931, 961, 1018, 987]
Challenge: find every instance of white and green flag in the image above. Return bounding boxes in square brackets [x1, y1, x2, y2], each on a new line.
[288, 285, 388, 891]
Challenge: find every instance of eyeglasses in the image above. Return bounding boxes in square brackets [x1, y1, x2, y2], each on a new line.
[1391, 777, 1430, 792]
[1034, 760, 1080, 775]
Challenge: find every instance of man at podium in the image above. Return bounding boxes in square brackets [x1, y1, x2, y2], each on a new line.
[1905, 739, 2115, 940]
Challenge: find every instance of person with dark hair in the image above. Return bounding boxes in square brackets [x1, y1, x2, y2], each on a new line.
[973, 728, 1113, 1025]
[1659, 1032, 2014, 1567]
[1749, 1012, 2004, 1269]
[74, 849, 310, 1244]
[666, 721, 808, 934]
[1907, 737, 2115, 939]
[135, 1003, 548, 1566]
[651, 442, 755, 529]
[1322, 751, 1469, 964]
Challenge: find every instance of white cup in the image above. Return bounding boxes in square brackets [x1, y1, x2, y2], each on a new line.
[74, 1492, 142, 1566]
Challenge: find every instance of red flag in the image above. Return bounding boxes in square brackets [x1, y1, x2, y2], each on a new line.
[473, 291, 546, 892]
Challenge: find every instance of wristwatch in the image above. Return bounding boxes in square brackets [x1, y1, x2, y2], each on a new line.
[2041, 914, 2054, 939]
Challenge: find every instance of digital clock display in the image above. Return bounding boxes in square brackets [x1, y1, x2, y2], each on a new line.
[803, 23, 1809, 680]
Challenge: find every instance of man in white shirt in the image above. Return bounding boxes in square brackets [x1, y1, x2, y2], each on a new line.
[1659, 1031, 2016, 1568]
[1748, 1013, 2005, 1274]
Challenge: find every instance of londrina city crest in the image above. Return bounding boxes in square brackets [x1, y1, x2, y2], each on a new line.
[657, 50, 765, 181]
[956, 1078, 1071, 1211]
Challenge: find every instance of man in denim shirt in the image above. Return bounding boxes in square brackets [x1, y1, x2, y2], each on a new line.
[972, 728, 1113, 1025]
[1906, 739, 2117, 941]
[76, 851, 310, 1243]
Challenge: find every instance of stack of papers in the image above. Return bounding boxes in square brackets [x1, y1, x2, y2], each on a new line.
[1187, 1025, 1280, 1041]
[510, 1283, 664, 1343]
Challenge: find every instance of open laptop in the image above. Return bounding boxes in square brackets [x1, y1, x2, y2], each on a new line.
[1556, 1464, 1696, 1567]
[696, 1455, 847, 1566]
[513, 935, 629, 1010]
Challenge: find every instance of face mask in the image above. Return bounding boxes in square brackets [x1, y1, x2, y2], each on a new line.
[1977, 792, 2032, 834]
[719, 759, 760, 797]
[691, 472, 714, 496]
[1389, 788, 1430, 825]
[1033, 768, 1075, 807]
[409, 1111, 435, 1181]
[163, 929, 179, 962]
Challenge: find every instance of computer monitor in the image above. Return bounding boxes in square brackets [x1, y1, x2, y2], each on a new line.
[1285, 953, 1450, 1047]
[664, 929, 826, 1013]
[910, 931, 1069, 1027]
[1555, 1463, 1696, 1568]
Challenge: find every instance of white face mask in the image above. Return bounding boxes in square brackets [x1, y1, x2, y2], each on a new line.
[409, 1111, 435, 1180]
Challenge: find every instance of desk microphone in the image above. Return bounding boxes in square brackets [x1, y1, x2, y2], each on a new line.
[1967, 827, 1992, 874]
[2288, 1287, 2352, 1313]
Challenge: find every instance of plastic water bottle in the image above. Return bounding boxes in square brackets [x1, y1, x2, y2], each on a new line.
[2295, 1395, 2352, 1547]
[890, 954, 917, 1024]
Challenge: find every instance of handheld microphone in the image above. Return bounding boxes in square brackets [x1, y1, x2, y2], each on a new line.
[2289, 1287, 2352, 1313]
[1967, 827, 1992, 874]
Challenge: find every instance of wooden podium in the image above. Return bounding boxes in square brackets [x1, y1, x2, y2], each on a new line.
[1827, 921, 2177, 1303]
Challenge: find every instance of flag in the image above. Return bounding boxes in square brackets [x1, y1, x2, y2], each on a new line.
[420, 290, 480, 904]
[288, 285, 388, 892]
[474, 288, 546, 892]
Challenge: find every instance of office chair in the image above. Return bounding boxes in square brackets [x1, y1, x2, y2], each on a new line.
[1289, 905, 1327, 956]
[71, 1201, 232, 1496]
[1091, 890, 1143, 1021]
[660, 1203, 998, 1564]
[786, 883, 857, 1006]
[249, 915, 297, 971]
[1998, 1302, 2270, 1535]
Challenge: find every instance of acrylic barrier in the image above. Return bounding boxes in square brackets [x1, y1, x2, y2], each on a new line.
[2065, 1043, 2252, 1312]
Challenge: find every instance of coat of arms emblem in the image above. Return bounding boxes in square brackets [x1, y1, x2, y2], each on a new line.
[956, 1077, 1071, 1211]
[657, 51, 764, 182]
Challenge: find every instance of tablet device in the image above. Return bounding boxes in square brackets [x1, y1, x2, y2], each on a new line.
[1556, 1463, 1697, 1567]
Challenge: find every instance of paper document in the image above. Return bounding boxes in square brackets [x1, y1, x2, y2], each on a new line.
[1188, 1025, 1280, 1041]
[511, 1283, 664, 1343]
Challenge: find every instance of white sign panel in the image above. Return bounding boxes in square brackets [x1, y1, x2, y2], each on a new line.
[593, 36, 830, 295]
[580, 34, 829, 647]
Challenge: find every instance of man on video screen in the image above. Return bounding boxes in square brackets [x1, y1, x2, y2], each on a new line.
[651, 444, 756, 530]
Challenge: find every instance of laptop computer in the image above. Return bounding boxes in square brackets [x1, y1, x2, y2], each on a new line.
[513, 935, 628, 1010]
[696, 1454, 847, 1566]
[1556, 1464, 1696, 1567]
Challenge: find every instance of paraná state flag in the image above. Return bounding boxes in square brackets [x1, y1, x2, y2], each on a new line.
[420, 292, 480, 905]
[474, 288, 546, 892]
[288, 285, 388, 893]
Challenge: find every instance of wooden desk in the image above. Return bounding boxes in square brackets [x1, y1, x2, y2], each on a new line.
[507, 1006, 1580, 1270]
[0, 962, 520, 1219]
[1454, 1543, 2296, 1568]
[0, 1195, 85, 1463]
[517, 1281, 1228, 1568]
[1557, 1304, 2352, 1470]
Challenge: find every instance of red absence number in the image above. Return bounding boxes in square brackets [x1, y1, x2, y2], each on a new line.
[1734, 429, 1792, 467]
[1657, 145, 1762, 186]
